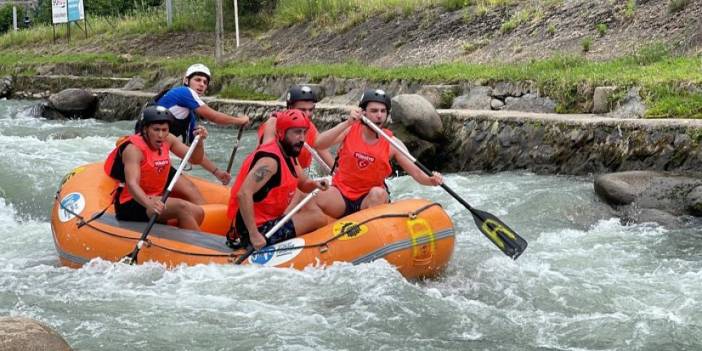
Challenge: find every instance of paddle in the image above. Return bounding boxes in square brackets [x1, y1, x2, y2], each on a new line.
[233, 180, 326, 264]
[303, 143, 332, 174]
[120, 135, 202, 265]
[225, 125, 246, 174]
[360, 116, 528, 259]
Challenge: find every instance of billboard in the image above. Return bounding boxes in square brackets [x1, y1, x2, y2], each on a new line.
[52, 0, 84, 24]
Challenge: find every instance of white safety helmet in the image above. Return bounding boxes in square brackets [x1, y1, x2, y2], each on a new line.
[184, 63, 211, 81]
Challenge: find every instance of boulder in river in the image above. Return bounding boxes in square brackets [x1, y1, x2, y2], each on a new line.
[0, 76, 12, 98]
[594, 170, 702, 225]
[47, 88, 98, 119]
[0, 316, 72, 351]
[391, 94, 444, 142]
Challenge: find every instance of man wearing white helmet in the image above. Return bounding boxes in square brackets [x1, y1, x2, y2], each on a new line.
[145, 63, 249, 203]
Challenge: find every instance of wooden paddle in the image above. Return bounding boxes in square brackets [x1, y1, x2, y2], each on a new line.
[120, 135, 202, 265]
[360, 116, 528, 259]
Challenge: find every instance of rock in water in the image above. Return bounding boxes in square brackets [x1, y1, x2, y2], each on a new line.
[391, 94, 444, 141]
[48, 88, 98, 119]
[0, 316, 72, 351]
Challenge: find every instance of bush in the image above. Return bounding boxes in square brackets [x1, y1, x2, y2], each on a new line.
[442, 0, 472, 11]
[668, 0, 691, 13]
[581, 36, 592, 52]
[596, 23, 607, 37]
[631, 43, 669, 65]
[0, 4, 30, 33]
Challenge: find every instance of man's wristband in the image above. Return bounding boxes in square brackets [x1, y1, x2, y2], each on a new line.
[212, 168, 219, 175]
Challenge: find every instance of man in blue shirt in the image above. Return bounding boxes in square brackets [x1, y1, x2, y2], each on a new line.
[143, 64, 249, 204]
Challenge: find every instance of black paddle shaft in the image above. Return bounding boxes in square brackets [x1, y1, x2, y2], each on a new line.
[226, 125, 246, 174]
[124, 189, 172, 264]
[121, 135, 202, 265]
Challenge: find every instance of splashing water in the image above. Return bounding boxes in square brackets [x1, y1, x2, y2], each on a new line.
[1, 100, 701, 350]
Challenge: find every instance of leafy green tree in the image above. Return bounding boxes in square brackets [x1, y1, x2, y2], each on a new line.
[0, 4, 30, 33]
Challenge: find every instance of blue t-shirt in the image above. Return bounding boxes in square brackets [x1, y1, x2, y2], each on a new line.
[156, 86, 206, 143]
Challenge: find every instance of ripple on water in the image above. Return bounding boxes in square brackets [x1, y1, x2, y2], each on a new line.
[3, 99, 702, 350]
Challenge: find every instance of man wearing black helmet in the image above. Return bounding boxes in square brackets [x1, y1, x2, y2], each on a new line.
[313, 89, 443, 218]
[106, 106, 208, 230]
[140, 64, 249, 204]
[259, 85, 334, 171]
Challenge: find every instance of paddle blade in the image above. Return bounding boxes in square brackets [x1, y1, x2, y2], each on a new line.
[469, 208, 528, 260]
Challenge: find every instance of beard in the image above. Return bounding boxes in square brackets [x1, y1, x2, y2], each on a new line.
[281, 140, 304, 157]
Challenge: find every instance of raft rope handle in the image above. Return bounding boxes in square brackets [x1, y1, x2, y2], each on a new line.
[56, 189, 235, 258]
[247, 202, 442, 256]
[57, 188, 442, 259]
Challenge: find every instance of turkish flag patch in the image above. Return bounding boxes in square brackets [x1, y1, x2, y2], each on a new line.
[353, 152, 375, 169]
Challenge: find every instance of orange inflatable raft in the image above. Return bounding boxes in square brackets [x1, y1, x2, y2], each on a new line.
[51, 163, 456, 279]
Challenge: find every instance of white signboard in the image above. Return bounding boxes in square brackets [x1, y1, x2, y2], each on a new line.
[52, 0, 84, 24]
[52, 0, 68, 24]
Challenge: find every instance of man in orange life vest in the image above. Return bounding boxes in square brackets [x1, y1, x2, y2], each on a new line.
[258, 85, 334, 171]
[314, 89, 443, 218]
[227, 109, 329, 250]
[105, 106, 207, 230]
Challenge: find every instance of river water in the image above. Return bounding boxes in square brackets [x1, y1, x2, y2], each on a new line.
[1, 100, 700, 350]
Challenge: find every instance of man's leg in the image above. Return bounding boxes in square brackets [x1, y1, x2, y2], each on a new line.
[166, 166, 205, 205]
[160, 198, 204, 231]
[360, 186, 389, 210]
[313, 186, 347, 219]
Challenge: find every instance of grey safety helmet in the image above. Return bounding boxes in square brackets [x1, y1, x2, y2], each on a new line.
[286, 85, 317, 108]
[141, 105, 174, 128]
[359, 89, 391, 112]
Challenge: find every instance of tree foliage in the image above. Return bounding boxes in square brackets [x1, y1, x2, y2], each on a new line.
[0, 4, 30, 34]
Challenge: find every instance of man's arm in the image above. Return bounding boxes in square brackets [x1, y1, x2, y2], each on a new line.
[168, 126, 207, 165]
[296, 164, 330, 193]
[237, 157, 278, 250]
[260, 115, 277, 145]
[316, 148, 335, 170]
[195, 105, 249, 126]
[391, 137, 443, 186]
[315, 108, 361, 149]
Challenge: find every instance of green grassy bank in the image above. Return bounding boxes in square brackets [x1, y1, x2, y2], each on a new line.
[2, 45, 701, 118]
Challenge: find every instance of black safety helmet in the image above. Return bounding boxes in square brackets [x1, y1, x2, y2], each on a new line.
[359, 89, 391, 112]
[141, 105, 174, 127]
[286, 85, 317, 108]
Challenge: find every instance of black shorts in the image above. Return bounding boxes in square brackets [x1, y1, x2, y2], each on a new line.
[115, 199, 149, 222]
[338, 184, 392, 218]
[341, 192, 368, 218]
[234, 213, 297, 247]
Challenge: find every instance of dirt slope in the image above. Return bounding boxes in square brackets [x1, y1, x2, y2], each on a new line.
[18, 0, 702, 66]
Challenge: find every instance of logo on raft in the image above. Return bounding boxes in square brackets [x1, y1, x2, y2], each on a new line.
[58, 192, 86, 222]
[249, 237, 305, 266]
[332, 221, 368, 241]
[59, 166, 86, 189]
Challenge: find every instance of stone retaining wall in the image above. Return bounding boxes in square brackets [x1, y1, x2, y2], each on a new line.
[92, 89, 702, 176]
[438, 110, 702, 175]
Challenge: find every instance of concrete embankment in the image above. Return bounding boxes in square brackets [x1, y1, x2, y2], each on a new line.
[91, 88, 702, 176]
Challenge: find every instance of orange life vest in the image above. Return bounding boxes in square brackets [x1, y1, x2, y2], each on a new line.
[227, 141, 299, 226]
[332, 121, 393, 201]
[104, 134, 171, 204]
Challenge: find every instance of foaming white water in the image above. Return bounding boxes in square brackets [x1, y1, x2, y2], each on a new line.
[2, 100, 702, 350]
